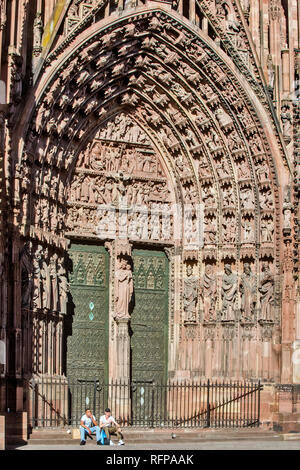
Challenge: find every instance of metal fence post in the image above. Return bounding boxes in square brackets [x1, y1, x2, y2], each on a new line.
[207, 379, 210, 428]
[93, 380, 97, 415]
[151, 383, 155, 428]
[257, 380, 261, 427]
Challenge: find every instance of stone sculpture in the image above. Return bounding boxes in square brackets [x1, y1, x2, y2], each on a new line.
[114, 258, 134, 319]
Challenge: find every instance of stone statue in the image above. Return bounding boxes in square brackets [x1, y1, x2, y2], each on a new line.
[183, 265, 198, 323]
[204, 218, 216, 243]
[33, 12, 43, 49]
[201, 264, 217, 322]
[242, 219, 254, 242]
[283, 185, 292, 230]
[114, 258, 133, 319]
[256, 161, 270, 182]
[223, 217, 236, 243]
[111, 172, 130, 206]
[221, 264, 237, 321]
[240, 263, 256, 321]
[267, 55, 275, 89]
[50, 254, 58, 311]
[259, 263, 275, 321]
[58, 261, 69, 314]
[261, 218, 274, 242]
[240, 188, 254, 209]
[281, 104, 292, 139]
[40, 249, 51, 310]
[20, 243, 33, 309]
[32, 246, 42, 309]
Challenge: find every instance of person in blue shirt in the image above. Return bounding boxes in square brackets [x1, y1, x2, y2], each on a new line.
[80, 408, 102, 446]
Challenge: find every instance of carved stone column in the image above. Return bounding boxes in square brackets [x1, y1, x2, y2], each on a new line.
[108, 239, 132, 421]
[114, 317, 131, 421]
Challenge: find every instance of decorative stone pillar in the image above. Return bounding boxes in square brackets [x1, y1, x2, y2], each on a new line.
[114, 317, 131, 421]
[108, 239, 133, 422]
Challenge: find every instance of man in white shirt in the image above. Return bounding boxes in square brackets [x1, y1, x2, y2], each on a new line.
[99, 408, 124, 446]
[80, 408, 102, 446]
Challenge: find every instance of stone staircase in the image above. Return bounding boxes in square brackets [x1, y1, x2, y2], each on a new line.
[27, 428, 281, 446]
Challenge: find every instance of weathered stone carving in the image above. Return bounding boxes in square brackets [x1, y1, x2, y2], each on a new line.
[183, 265, 198, 323]
[114, 258, 134, 320]
[49, 253, 59, 311]
[201, 264, 217, 322]
[261, 217, 274, 242]
[9, 7, 286, 386]
[20, 243, 33, 309]
[222, 216, 236, 243]
[41, 249, 51, 310]
[240, 263, 256, 321]
[281, 103, 292, 141]
[57, 260, 69, 314]
[283, 185, 292, 231]
[259, 263, 275, 321]
[32, 246, 43, 310]
[221, 264, 237, 321]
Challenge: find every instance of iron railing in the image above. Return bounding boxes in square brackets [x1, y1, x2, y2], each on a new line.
[28, 377, 263, 429]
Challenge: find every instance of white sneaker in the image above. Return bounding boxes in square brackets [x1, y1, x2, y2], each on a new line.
[109, 440, 114, 446]
[118, 440, 124, 446]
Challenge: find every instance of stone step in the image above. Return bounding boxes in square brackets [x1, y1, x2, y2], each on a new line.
[28, 428, 280, 445]
[281, 433, 300, 441]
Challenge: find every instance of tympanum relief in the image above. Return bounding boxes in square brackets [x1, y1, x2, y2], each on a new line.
[66, 114, 175, 242]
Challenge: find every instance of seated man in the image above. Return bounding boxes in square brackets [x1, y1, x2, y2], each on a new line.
[99, 408, 124, 446]
[80, 408, 102, 446]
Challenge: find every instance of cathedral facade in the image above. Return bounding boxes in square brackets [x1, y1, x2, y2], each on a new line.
[0, 0, 300, 441]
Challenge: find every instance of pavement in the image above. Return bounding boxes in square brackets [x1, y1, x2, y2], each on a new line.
[5, 429, 300, 450]
[7, 440, 300, 450]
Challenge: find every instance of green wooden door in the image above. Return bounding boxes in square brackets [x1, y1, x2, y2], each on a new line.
[131, 249, 169, 385]
[67, 243, 109, 383]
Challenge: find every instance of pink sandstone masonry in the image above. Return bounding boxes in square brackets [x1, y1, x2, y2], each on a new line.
[0, 0, 300, 440]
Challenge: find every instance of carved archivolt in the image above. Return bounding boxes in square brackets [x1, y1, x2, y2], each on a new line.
[16, 9, 283, 327]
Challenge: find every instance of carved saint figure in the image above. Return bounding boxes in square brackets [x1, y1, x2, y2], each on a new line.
[281, 104, 292, 139]
[115, 258, 133, 319]
[50, 254, 58, 311]
[240, 263, 256, 321]
[20, 243, 33, 309]
[221, 264, 237, 321]
[201, 264, 217, 322]
[32, 246, 43, 309]
[261, 218, 274, 242]
[41, 249, 51, 310]
[58, 261, 69, 314]
[183, 265, 198, 323]
[259, 263, 274, 321]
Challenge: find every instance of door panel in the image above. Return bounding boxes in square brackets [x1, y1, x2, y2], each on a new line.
[67, 244, 109, 382]
[131, 249, 169, 384]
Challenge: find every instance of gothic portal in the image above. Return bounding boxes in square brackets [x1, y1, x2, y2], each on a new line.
[1, 0, 300, 436]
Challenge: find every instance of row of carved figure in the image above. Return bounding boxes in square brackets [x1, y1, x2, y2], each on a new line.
[184, 263, 276, 323]
[21, 244, 69, 313]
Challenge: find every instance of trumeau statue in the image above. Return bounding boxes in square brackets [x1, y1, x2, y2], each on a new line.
[114, 258, 134, 320]
[221, 264, 237, 321]
[183, 265, 198, 323]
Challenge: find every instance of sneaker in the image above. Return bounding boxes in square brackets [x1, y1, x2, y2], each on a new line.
[80, 440, 86, 446]
[109, 440, 114, 446]
[118, 440, 125, 446]
[97, 440, 101, 446]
